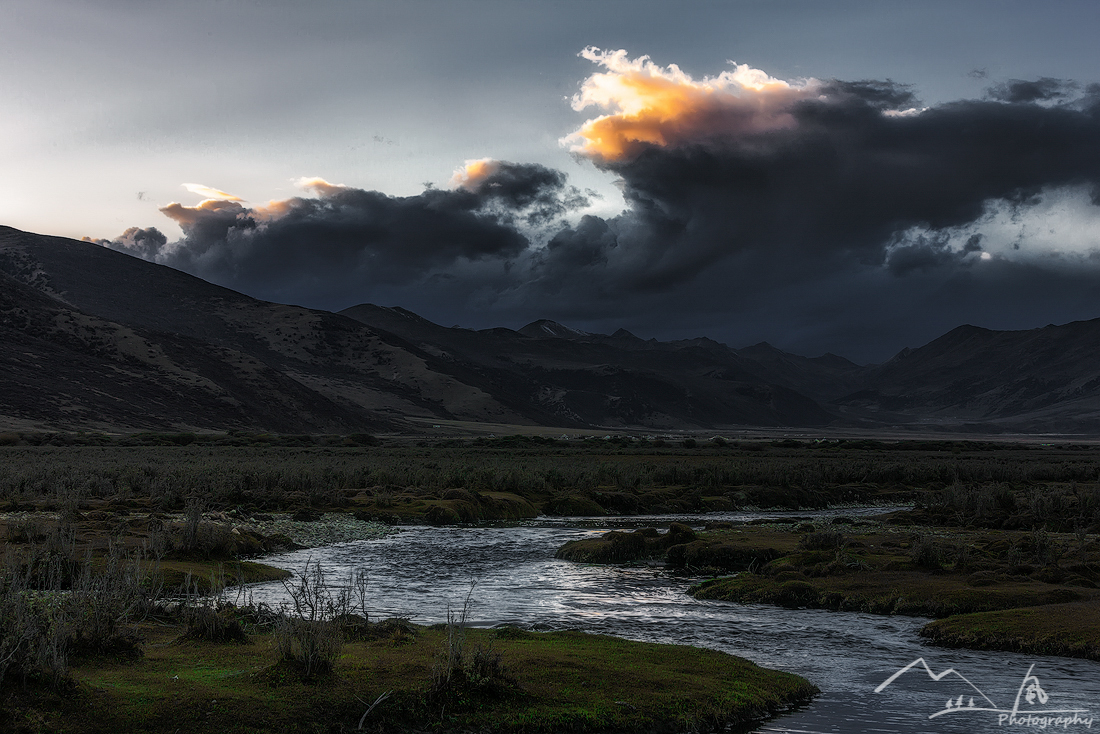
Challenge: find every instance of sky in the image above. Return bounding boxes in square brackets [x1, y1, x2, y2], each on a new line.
[4, 0, 1100, 363]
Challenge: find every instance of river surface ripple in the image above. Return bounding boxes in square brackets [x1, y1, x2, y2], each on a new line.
[247, 509, 1100, 733]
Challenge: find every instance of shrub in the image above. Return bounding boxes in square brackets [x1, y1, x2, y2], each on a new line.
[273, 561, 368, 678]
[177, 573, 249, 644]
[0, 568, 45, 687]
[910, 534, 943, 569]
[66, 547, 149, 658]
[799, 529, 847, 551]
[431, 584, 515, 701]
[0, 543, 157, 689]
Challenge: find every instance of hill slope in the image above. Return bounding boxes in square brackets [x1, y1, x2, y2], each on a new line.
[0, 227, 528, 432]
[835, 321, 1100, 432]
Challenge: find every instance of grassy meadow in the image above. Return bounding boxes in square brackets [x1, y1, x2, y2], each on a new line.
[1, 432, 1099, 731]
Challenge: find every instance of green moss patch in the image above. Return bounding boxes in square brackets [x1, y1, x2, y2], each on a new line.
[3, 623, 818, 734]
[553, 522, 1100, 659]
[920, 602, 1100, 660]
[686, 524, 1097, 619]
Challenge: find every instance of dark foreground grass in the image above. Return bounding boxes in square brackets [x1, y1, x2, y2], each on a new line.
[920, 602, 1100, 661]
[1, 624, 818, 734]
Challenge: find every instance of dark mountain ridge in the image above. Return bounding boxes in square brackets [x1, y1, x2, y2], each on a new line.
[4, 225, 1100, 434]
[835, 319, 1100, 431]
[1, 227, 831, 432]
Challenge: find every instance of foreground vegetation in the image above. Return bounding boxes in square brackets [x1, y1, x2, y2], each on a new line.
[2, 431, 1100, 729]
[4, 622, 817, 734]
[4, 620, 818, 734]
[0, 554, 816, 734]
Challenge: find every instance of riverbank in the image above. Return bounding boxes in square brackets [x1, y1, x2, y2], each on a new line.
[2, 620, 818, 734]
[0, 506, 399, 594]
[919, 602, 1100, 660]
[559, 515, 1100, 660]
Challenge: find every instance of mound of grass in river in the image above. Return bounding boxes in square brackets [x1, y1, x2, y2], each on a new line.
[693, 569, 1085, 617]
[3, 622, 818, 734]
[919, 602, 1100, 661]
[551, 520, 1100, 658]
[555, 523, 697, 563]
[687, 523, 1098, 617]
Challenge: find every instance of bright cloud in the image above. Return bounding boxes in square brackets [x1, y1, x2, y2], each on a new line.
[181, 183, 244, 201]
[449, 159, 501, 191]
[563, 47, 819, 162]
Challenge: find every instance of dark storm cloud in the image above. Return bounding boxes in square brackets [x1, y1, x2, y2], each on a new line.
[85, 226, 167, 259]
[99, 162, 586, 308]
[884, 232, 975, 277]
[523, 57, 1100, 358]
[535, 58, 1100, 306]
[464, 161, 588, 224]
[575, 82, 1100, 282]
[819, 79, 919, 110]
[987, 77, 1078, 103]
[97, 52, 1100, 361]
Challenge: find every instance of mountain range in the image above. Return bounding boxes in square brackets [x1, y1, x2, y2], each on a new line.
[3, 225, 1100, 435]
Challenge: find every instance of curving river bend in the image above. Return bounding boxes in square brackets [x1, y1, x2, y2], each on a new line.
[246, 509, 1100, 733]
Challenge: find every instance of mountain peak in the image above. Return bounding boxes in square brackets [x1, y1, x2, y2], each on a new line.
[517, 319, 591, 339]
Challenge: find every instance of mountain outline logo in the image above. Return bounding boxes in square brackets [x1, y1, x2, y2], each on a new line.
[875, 658, 1093, 728]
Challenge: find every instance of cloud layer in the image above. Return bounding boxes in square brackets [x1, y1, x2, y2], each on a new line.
[94, 50, 1100, 362]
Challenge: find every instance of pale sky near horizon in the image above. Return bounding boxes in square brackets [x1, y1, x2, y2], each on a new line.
[4, 0, 1100, 361]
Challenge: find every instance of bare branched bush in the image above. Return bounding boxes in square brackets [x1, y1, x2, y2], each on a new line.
[273, 560, 368, 677]
[429, 582, 512, 700]
[0, 563, 42, 688]
[431, 586, 473, 694]
[177, 570, 249, 644]
[0, 541, 159, 689]
[181, 495, 206, 552]
[66, 545, 149, 657]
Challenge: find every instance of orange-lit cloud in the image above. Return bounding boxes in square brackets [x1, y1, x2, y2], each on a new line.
[164, 178, 352, 227]
[563, 47, 820, 163]
[182, 183, 244, 201]
[160, 197, 247, 230]
[450, 158, 501, 190]
[295, 176, 348, 197]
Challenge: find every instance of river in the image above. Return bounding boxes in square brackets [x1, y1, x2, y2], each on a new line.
[245, 509, 1100, 733]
